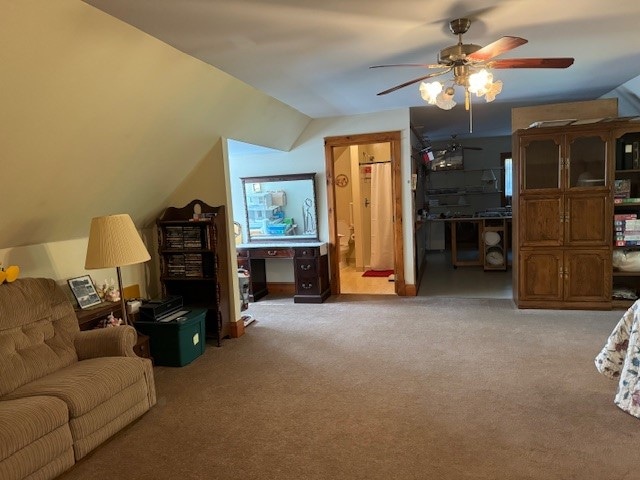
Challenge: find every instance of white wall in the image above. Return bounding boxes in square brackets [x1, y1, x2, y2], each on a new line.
[227, 109, 415, 285]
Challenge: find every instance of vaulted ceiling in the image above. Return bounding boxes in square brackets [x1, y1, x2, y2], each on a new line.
[84, 0, 640, 139]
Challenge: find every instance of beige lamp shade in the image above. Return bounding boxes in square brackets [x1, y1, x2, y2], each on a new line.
[85, 214, 151, 269]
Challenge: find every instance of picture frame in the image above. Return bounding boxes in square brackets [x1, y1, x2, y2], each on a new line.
[67, 275, 102, 309]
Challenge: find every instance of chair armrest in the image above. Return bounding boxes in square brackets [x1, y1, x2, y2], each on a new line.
[74, 326, 137, 360]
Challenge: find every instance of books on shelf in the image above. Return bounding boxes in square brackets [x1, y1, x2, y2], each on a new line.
[613, 216, 640, 246]
[614, 213, 638, 220]
[616, 240, 640, 247]
[614, 197, 640, 204]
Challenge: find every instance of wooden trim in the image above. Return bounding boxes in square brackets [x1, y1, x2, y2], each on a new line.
[324, 131, 405, 296]
[405, 284, 417, 296]
[229, 320, 245, 338]
[266, 282, 296, 296]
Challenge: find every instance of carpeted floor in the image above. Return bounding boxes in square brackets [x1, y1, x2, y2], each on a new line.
[58, 296, 640, 480]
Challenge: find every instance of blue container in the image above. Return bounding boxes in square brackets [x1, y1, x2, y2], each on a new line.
[266, 223, 287, 235]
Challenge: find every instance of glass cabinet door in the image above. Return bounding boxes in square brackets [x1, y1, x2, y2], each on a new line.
[566, 134, 607, 189]
[521, 137, 561, 191]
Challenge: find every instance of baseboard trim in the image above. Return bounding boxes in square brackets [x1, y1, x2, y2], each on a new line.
[267, 282, 295, 295]
[404, 284, 417, 296]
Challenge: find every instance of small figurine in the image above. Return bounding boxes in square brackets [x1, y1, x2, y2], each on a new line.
[103, 278, 120, 302]
[95, 312, 123, 328]
[0, 263, 20, 285]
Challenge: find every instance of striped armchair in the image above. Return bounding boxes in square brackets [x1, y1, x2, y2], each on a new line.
[0, 278, 156, 480]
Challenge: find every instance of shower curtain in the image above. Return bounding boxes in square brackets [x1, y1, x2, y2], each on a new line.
[369, 162, 394, 270]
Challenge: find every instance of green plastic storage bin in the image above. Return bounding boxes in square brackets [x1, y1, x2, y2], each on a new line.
[135, 308, 206, 367]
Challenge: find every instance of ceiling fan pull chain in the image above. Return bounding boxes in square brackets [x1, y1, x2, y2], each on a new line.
[466, 90, 473, 133]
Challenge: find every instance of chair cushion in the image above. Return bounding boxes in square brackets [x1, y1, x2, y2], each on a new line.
[0, 278, 79, 397]
[0, 395, 70, 462]
[0, 396, 74, 480]
[4, 357, 146, 418]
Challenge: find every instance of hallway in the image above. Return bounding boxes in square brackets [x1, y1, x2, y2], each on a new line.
[337, 250, 512, 299]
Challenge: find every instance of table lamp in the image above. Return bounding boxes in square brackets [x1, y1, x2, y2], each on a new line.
[85, 214, 151, 326]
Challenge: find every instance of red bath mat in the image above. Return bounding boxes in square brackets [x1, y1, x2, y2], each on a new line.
[362, 269, 394, 277]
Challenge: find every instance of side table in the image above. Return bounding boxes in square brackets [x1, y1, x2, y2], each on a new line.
[74, 302, 151, 360]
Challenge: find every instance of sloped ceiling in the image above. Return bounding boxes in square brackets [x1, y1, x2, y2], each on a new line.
[83, 0, 640, 139]
[0, 0, 310, 249]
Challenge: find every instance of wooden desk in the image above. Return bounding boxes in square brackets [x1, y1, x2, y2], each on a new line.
[237, 242, 330, 303]
[74, 302, 151, 359]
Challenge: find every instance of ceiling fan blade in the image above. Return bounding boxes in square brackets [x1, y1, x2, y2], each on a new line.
[376, 68, 452, 96]
[488, 58, 575, 68]
[467, 36, 528, 62]
[370, 63, 446, 69]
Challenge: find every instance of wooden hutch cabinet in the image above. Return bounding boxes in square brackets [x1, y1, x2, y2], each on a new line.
[515, 124, 613, 309]
[156, 200, 230, 345]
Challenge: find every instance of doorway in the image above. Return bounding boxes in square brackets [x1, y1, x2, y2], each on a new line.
[324, 131, 405, 295]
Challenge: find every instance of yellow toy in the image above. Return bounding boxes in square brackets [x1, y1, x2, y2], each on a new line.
[0, 264, 20, 285]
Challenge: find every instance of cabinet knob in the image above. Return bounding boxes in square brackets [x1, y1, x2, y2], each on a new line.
[267, 250, 277, 256]
[300, 264, 311, 271]
[302, 282, 313, 289]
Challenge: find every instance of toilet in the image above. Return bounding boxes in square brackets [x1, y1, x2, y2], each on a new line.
[337, 220, 354, 268]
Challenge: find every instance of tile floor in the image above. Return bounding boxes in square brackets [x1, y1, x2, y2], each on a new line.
[338, 264, 396, 295]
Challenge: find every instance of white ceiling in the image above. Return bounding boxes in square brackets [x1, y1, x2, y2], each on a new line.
[83, 0, 640, 140]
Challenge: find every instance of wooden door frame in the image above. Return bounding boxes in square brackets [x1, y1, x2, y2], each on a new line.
[324, 131, 406, 295]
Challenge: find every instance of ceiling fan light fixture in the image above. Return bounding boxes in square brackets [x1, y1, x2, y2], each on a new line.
[468, 68, 502, 102]
[435, 87, 457, 110]
[419, 81, 443, 104]
[468, 68, 492, 95]
[483, 80, 503, 102]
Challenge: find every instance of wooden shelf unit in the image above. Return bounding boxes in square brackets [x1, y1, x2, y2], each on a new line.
[514, 118, 640, 309]
[74, 302, 151, 359]
[156, 200, 230, 345]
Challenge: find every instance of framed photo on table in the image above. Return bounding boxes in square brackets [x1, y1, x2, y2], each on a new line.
[67, 275, 102, 309]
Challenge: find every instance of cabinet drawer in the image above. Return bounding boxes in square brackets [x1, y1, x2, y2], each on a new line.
[294, 247, 320, 258]
[295, 259, 318, 276]
[252, 247, 294, 258]
[296, 278, 321, 295]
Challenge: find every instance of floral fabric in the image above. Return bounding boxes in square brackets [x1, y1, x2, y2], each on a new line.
[595, 301, 640, 418]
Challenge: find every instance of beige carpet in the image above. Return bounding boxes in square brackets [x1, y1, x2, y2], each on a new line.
[59, 296, 640, 480]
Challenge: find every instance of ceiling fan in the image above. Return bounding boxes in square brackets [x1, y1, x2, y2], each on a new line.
[438, 134, 483, 152]
[371, 17, 574, 110]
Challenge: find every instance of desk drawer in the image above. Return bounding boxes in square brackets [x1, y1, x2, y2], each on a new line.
[295, 277, 322, 295]
[295, 258, 318, 276]
[251, 247, 293, 258]
[294, 247, 320, 258]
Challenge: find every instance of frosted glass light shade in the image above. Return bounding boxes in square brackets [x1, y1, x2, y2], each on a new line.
[419, 81, 443, 104]
[435, 87, 456, 110]
[85, 214, 151, 269]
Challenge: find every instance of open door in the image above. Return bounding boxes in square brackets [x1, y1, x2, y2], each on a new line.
[324, 131, 405, 295]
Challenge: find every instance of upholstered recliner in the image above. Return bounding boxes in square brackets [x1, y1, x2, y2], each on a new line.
[0, 278, 156, 480]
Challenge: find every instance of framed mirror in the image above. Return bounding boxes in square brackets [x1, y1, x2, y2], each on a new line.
[241, 173, 318, 243]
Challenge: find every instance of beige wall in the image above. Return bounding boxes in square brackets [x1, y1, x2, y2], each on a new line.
[0, 0, 312, 319]
[0, 0, 310, 249]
